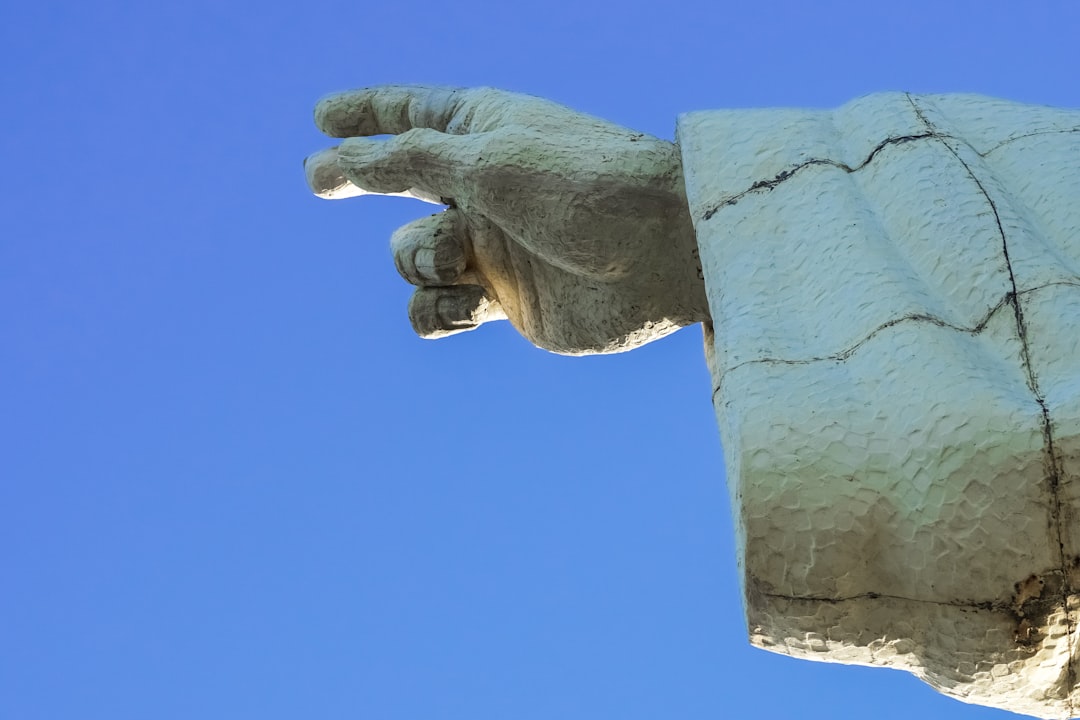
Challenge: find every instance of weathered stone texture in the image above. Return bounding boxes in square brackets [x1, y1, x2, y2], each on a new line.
[680, 93, 1080, 718]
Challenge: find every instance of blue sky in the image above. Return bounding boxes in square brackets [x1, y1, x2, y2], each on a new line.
[3, 1, 1078, 718]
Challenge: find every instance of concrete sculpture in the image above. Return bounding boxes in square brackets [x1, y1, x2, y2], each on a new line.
[306, 86, 1080, 719]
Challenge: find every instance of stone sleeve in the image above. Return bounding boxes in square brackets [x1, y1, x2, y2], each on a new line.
[677, 92, 1080, 718]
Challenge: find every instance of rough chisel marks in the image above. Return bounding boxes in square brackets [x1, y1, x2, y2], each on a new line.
[905, 93, 1076, 713]
[681, 92, 1080, 718]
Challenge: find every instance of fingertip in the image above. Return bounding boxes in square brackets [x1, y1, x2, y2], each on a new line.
[305, 147, 366, 199]
[314, 92, 358, 137]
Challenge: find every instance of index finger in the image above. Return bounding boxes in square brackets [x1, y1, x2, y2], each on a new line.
[315, 85, 471, 138]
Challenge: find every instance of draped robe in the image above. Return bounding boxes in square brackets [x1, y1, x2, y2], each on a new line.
[678, 93, 1080, 718]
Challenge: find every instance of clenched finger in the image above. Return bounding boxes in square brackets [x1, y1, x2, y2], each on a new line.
[408, 286, 505, 339]
[391, 210, 469, 287]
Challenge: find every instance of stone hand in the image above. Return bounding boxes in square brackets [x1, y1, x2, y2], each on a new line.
[306, 85, 708, 355]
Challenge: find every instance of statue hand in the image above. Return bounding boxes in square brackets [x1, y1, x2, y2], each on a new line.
[305, 85, 707, 355]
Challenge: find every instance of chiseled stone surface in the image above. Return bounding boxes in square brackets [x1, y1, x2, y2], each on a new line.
[680, 93, 1080, 718]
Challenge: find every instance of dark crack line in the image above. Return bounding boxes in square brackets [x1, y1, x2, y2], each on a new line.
[709, 279, 1080, 404]
[907, 93, 1076, 710]
[855, 132, 940, 171]
[698, 123, 1080, 223]
[759, 588, 1011, 612]
[980, 126, 1080, 157]
[710, 293, 1012, 404]
[701, 95, 1080, 700]
[701, 159, 837, 220]
[1019, 280, 1080, 297]
[699, 133, 938, 220]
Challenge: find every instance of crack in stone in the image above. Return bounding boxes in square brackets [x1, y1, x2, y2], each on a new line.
[700, 96, 1080, 710]
[699, 132, 938, 220]
[980, 126, 1080, 157]
[710, 278, 1080, 403]
[758, 568, 1073, 655]
[759, 588, 1010, 612]
[906, 93, 1077, 712]
[711, 291, 1014, 404]
[1019, 280, 1080, 297]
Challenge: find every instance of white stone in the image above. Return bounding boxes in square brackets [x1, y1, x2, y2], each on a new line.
[680, 92, 1080, 719]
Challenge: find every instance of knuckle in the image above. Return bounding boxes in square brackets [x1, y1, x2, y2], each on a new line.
[395, 128, 437, 157]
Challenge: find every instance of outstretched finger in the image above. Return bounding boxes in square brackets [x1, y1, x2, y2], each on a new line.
[336, 129, 487, 203]
[304, 146, 443, 204]
[305, 147, 367, 199]
[315, 85, 473, 138]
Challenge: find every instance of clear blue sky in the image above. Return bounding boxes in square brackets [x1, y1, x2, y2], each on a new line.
[3, 2, 1077, 718]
